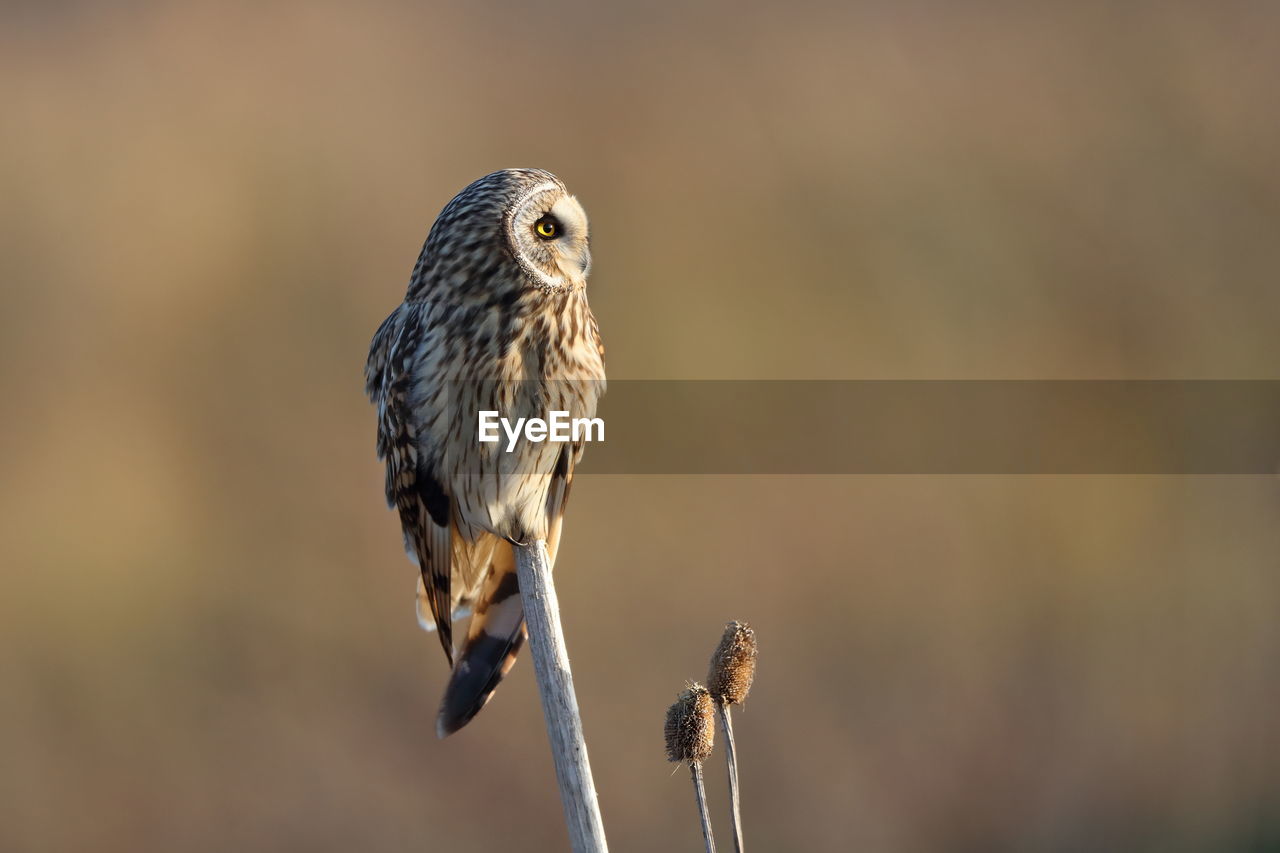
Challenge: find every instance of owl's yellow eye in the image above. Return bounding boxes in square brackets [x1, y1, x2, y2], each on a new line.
[534, 216, 559, 239]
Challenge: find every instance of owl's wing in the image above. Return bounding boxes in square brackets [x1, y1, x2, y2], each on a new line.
[366, 305, 456, 664]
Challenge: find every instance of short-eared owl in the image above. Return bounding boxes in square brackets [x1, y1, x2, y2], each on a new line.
[365, 169, 605, 736]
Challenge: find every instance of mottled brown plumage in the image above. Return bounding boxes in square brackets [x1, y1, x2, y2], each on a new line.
[365, 169, 605, 736]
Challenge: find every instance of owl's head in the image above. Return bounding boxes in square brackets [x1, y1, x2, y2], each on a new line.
[407, 169, 591, 302]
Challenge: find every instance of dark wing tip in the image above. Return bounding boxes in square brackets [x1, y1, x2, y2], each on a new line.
[435, 628, 526, 737]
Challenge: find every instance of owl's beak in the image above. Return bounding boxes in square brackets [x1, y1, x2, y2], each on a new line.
[554, 247, 591, 287]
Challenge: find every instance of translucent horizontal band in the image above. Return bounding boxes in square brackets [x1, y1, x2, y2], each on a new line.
[431, 380, 1280, 475]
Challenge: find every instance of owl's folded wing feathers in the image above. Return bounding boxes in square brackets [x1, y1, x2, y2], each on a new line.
[365, 305, 457, 664]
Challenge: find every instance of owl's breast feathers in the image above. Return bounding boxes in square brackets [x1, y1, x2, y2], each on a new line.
[365, 289, 603, 592]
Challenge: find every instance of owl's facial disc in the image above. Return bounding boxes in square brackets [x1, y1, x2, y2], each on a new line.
[507, 183, 591, 292]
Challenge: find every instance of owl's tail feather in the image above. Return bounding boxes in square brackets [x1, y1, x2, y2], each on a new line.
[436, 558, 527, 737]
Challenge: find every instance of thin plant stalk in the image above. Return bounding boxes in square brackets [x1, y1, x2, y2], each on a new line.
[707, 621, 757, 853]
[716, 701, 744, 853]
[665, 684, 717, 853]
[690, 762, 717, 853]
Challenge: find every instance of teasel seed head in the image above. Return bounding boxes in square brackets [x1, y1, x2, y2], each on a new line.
[664, 683, 716, 764]
[708, 620, 757, 706]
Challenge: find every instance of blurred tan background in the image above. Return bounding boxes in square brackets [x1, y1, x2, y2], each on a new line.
[3, 1, 1279, 850]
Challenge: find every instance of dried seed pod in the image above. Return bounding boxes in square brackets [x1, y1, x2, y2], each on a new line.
[664, 683, 716, 764]
[708, 621, 757, 706]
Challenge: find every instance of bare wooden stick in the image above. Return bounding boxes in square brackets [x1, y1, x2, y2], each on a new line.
[514, 539, 609, 853]
[716, 702, 744, 853]
[691, 762, 718, 853]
